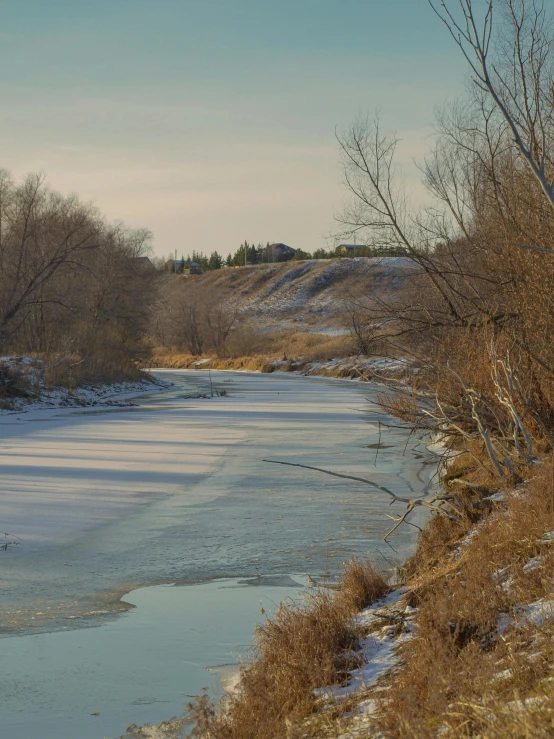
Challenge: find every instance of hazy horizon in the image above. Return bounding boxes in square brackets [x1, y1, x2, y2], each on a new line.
[0, 0, 466, 257]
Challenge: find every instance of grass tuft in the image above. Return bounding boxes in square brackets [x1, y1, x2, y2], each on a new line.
[186, 559, 387, 739]
[374, 457, 554, 737]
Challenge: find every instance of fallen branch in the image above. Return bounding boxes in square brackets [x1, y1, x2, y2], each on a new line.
[263, 459, 458, 541]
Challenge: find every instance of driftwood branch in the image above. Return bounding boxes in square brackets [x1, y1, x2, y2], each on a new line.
[263, 459, 400, 500]
[263, 459, 457, 541]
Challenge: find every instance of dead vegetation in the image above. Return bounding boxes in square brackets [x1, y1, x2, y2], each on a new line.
[0, 359, 38, 401]
[369, 457, 554, 738]
[186, 560, 387, 739]
[0, 170, 157, 387]
[151, 327, 354, 370]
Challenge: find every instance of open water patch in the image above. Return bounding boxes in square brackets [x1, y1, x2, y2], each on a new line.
[0, 576, 308, 739]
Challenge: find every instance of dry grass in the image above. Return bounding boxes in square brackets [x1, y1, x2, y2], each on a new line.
[186, 560, 387, 739]
[149, 352, 276, 373]
[0, 360, 38, 400]
[372, 457, 554, 737]
[270, 331, 352, 363]
[151, 327, 353, 369]
[43, 352, 147, 389]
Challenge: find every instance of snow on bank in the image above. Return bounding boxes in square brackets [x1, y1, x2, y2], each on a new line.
[0, 356, 169, 415]
[183, 354, 416, 384]
[312, 587, 417, 737]
[498, 594, 554, 635]
[1, 377, 166, 414]
[280, 355, 413, 379]
[315, 589, 409, 702]
[131, 588, 415, 739]
[118, 717, 186, 739]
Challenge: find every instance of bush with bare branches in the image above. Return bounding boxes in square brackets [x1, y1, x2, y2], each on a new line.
[336, 0, 554, 490]
[0, 170, 157, 384]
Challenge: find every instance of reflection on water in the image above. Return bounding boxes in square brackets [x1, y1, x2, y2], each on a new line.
[236, 574, 305, 587]
[0, 371, 439, 738]
[0, 577, 308, 739]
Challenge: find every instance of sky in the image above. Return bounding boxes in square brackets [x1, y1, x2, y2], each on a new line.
[0, 0, 468, 257]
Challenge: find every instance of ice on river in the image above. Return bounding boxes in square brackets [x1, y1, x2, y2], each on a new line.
[0, 371, 436, 634]
[0, 394, 240, 553]
[0, 370, 438, 739]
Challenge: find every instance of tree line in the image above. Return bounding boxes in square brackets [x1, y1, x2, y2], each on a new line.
[162, 241, 406, 273]
[0, 170, 157, 386]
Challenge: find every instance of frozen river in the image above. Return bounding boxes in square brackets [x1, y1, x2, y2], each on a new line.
[0, 370, 438, 738]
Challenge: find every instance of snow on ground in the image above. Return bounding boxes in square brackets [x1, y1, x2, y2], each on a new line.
[262, 355, 414, 382]
[538, 530, 554, 543]
[0, 356, 167, 414]
[213, 256, 417, 329]
[313, 587, 416, 738]
[118, 717, 186, 739]
[522, 557, 543, 574]
[182, 355, 417, 390]
[1, 378, 164, 414]
[498, 594, 554, 635]
[315, 591, 410, 702]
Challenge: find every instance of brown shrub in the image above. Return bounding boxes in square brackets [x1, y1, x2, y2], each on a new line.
[186, 559, 387, 739]
[375, 460, 554, 737]
[0, 359, 38, 399]
[43, 352, 146, 389]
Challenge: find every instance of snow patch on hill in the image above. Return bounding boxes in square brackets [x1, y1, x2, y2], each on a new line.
[201, 257, 417, 330]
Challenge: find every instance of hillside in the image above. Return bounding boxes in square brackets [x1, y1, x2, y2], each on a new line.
[182, 256, 416, 331]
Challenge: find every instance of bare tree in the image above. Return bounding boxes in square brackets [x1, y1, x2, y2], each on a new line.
[0, 173, 101, 350]
[429, 0, 554, 239]
[0, 170, 157, 383]
[332, 0, 554, 488]
[336, 116, 475, 329]
[162, 280, 238, 357]
[204, 288, 239, 356]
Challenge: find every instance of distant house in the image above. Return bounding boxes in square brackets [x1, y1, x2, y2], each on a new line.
[268, 243, 295, 262]
[165, 258, 185, 273]
[189, 261, 203, 275]
[337, 244, 407, 258]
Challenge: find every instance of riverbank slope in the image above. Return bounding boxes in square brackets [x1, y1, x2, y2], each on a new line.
[150, 351, 413, 385]
[0, 356, 165, 414]
[185, 453, 554, 738]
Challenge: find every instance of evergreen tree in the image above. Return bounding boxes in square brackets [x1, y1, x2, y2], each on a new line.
[208, 251, 223, 270]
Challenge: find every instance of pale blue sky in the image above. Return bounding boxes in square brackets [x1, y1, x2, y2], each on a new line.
[0, 1, 466, 256]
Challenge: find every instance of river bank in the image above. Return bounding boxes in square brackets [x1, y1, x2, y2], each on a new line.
[0, 356, 169, 414]
[150, 351, 414, 384]
[0, 370, 438, 738]
[184, 453, 554, 738]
